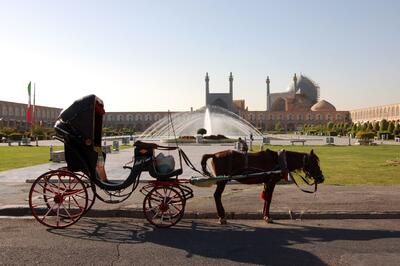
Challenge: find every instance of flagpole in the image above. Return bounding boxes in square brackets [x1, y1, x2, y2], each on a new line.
[33, 83, 36, 127]
[27, 81, 31, 131]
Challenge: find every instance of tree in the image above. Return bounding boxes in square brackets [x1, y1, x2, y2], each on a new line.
[380, 119, 389, 131]
[352, 123, 358, 133]
[327, 121, 334, 131]
[362, 122, 368, 131]
[394, 123, 400, 136]
[367, 122, 374, 131]
[197, 128, 207, 136]
[274, 122, 284, 132]
[356, 123, 363, 132]
[373, 121, 380, 132]
[388, 121, 395, 134]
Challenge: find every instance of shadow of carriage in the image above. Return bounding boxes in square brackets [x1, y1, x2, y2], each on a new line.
[48, 217, 400, 265]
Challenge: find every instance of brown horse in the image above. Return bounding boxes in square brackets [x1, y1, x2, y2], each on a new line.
[201, 149, 325, 224]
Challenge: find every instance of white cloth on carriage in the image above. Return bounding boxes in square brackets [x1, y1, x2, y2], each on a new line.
[155, 152, 175, 174]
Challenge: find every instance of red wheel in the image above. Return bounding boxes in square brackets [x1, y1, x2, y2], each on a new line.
[29, 170, 88, 228]
[143, 186, 185, 228]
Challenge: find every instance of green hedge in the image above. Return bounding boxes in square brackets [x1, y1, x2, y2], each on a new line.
[9, 133, 23, 141]
[356, 131, 375, 140]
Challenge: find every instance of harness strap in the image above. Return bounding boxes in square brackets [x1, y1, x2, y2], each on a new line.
[289, 172, 318, 193]
[277, 150, 289, 181]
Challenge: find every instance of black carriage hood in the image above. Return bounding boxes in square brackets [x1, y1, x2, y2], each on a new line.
[57, 94, 104, 146]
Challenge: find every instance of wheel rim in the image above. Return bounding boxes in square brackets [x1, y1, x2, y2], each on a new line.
[143, 186, 185, 228]
[29, 170, 88, 228]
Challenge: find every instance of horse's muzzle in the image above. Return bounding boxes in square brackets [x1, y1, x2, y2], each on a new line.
[317, 175, 325, 184]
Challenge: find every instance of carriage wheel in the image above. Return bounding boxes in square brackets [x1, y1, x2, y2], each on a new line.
[29, 170, 88, 228]
[143, 186, 185, 228]
[73, 172, 96, 214]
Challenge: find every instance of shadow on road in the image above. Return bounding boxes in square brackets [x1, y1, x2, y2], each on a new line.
[48, 218, 400, 265]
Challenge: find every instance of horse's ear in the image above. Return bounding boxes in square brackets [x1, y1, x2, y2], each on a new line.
[310, 149, 314, 155]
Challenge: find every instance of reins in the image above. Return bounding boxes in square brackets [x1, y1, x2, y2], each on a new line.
[180, 148, 210, 177]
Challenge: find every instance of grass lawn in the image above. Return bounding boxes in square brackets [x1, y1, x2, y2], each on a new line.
[254, 145, 400, 185]
[1, 144, 399, 185]
[0, 146, 63, 172]
[0, 145, 134, 172]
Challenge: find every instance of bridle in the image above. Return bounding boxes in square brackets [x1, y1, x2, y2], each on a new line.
[278, 150, 318, 194]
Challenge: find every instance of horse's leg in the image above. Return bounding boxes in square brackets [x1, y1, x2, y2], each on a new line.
[263, 179, 277, 223]
[214, 181, 228, 224]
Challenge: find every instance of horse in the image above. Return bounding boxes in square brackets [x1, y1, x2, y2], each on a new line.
[200, 149, 325, 224]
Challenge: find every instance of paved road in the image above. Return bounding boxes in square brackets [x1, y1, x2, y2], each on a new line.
[1, 218, 399, 266]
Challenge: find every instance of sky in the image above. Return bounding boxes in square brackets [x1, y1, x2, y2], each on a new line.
[0, 0, 399, 112]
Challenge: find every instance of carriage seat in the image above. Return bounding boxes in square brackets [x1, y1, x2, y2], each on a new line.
[151, 152, 182, 180]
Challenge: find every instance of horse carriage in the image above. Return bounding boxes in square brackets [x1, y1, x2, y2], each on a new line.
[29, 95, 325, 229]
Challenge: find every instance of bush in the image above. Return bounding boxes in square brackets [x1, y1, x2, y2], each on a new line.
[9, 133, 23, 141]
[197, 128, 207, 135]
[204, 134, 228, 140]
[326, 131, 338, 136]
[178, 135, 195, 140]
[356, 131, 375, 140]
[377, 131, 394, 140]
[36, 134, 46, 140]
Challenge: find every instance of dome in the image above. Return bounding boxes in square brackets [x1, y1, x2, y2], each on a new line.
[311, 100, 336, 111]
[288, 74, 320, 103]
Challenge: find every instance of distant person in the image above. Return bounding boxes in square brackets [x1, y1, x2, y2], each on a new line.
[237, 137, 248, 153]
[249, 133, 254, 151]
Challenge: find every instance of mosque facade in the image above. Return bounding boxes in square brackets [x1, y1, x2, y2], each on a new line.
[241, 73, 350, 131]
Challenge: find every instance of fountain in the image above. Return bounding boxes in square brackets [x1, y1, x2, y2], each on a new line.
[204, 107, 212, 135]
[139, 105, 263, 141]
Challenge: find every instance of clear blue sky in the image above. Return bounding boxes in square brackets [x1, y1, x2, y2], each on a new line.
[1, 0, 399, 111]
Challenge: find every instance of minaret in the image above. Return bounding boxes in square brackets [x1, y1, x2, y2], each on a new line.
[229, 72, 233, 96]
[293, 73, 298, 92]
[205, 72, 209, 106]
[266, 76, 271, 111]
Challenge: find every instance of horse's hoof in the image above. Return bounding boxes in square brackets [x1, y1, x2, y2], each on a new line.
[263, 217, 274, 223]
[219, 218, 227, 225]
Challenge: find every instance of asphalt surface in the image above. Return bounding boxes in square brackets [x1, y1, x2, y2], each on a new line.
[1, 182, 400, 220]
[1, 218, 399, 266]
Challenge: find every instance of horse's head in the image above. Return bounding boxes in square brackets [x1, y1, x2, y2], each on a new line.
[303, 150, 324, 184]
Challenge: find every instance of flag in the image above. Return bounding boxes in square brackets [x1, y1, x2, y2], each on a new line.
[27, 81, 32, 123]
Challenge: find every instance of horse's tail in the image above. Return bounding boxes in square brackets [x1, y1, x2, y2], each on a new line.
[201, 154, 215, 177]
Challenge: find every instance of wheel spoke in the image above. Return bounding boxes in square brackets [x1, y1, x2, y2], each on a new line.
[170, 202, 182, 213]
[152, 209, 162, 219]
[41, 203, 56, 222]
[61, 202, 76, 221]
[70, 196, 86, 211]
[46, 181, 62, 193]
[153, 189, 165, 198]
[32, 189, 56, 199]
[148, 196, 163, 203]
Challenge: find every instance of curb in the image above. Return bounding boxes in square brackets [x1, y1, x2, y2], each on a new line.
[1, 206, 400, 220]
